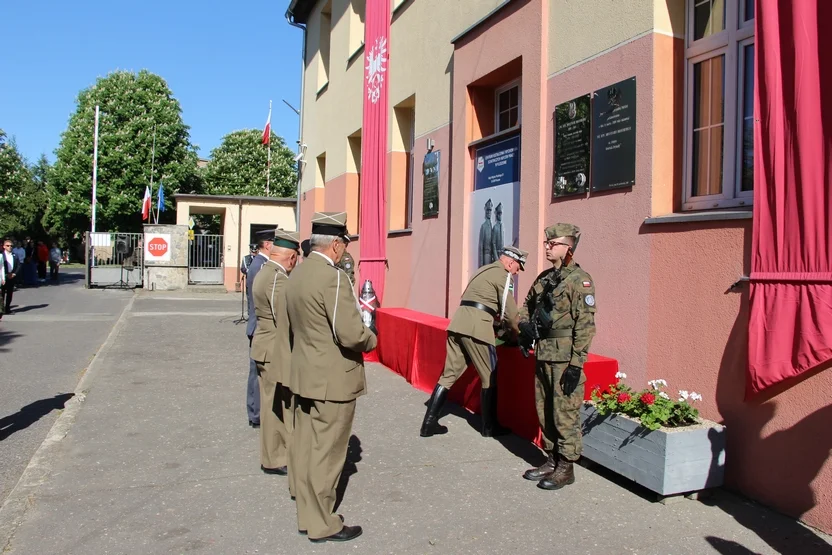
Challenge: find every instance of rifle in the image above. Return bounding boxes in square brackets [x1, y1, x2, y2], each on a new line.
[519, 269, 561, 358]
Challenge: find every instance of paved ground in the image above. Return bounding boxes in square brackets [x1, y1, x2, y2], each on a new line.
[0, 269, 132, 505]
[1, 290, 831, 554]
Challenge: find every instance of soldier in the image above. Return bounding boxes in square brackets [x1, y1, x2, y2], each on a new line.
[518, 223, 596, 490]
[286, 212, 376, 543]
[420, 246, 527, 438]
[250, 229, 300, 481]
[478, 198, 494, 267]
[245, 230, 276, 428]
[336, 249, 356, 286]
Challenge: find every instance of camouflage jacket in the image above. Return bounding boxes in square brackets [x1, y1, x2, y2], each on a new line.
[519, 261, 596, 366]
[337, 251, 356, 285]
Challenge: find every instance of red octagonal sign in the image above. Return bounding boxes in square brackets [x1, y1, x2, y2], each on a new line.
[148, 237, 168, 257]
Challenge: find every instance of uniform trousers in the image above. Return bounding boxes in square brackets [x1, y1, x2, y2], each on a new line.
[246, 336, 260, 424]
[437, 332, 496, 389]
[535, 361, 585, 460]
[292, 396, 355, 539]
[257, 363, 293, 475]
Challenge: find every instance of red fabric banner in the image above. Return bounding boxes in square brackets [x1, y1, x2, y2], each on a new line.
[748, 0, 832, 395]
[358, 0, 390, 302]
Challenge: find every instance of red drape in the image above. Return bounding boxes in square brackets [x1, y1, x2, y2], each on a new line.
[358, 0, 390, 302]
[748, 0, 832, 396]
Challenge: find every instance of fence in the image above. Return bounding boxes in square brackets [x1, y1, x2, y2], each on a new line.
[86, 231, 144, 288]
[188, 233, 224, 284]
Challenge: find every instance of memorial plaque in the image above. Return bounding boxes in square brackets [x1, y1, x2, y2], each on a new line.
[553, 94, 591, 199]
[591, 77, 637, 191]
[422, 150, 440, 218]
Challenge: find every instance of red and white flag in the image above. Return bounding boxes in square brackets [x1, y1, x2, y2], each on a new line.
[261, 103, 272, 145]
[141, 186, 151, 221]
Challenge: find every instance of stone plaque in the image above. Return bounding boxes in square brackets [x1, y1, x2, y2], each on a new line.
[591, 77, 637, 191]
[553, 94, 591, 199]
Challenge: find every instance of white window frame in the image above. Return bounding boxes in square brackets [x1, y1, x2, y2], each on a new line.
[683, 0, 755, 210]
[495, 80, 521, 133]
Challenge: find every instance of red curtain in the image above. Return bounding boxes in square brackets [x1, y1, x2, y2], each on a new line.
[748, 0, 832, 396]
[358, 0, 390, 302]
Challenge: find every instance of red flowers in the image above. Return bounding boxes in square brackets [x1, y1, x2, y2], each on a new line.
[640, 393, 656, 405]
[616, 392, 631, 404]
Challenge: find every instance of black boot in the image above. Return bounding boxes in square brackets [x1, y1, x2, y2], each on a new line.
[420, 384, 449, 437]
[480, 385, 511, 437]
[523, 451, 556, 481]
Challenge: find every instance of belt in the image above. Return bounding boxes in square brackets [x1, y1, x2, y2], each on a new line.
[460, 300, 497, 318]
[544, 329, 573, 339]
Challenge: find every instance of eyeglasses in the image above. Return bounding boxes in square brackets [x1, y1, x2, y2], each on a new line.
[543, 240, 570, 249]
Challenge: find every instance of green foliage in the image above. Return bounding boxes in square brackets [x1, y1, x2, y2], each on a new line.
[44, 70, 201, 239]
[591, 378, 701, 431]
[202, 129, 297, 198]
[0, 130, 36, 238]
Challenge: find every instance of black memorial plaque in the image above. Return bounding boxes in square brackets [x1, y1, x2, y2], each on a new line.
[422, 150, 440, 218]
[553, 94, 591, 199]
[591, 77, 636, 191]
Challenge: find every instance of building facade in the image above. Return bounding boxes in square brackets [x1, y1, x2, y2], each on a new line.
[286, 0, 832, 534]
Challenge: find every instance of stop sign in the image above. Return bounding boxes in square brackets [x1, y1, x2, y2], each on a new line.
[148, 236, 168, 257]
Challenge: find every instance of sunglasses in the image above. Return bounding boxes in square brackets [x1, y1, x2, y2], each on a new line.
[543, 240, 570, 249]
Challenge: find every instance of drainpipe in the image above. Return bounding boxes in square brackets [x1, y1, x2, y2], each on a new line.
[286, 8, 307, 234]
[236, 198, 243, 292]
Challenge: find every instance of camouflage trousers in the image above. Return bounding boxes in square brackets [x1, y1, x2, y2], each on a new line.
[535, 361, 585, 461]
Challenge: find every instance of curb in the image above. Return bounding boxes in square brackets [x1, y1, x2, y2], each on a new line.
[0, 292, 137, 552]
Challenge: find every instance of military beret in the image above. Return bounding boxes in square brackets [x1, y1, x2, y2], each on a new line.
[502, 246, 529, 270]
[273, 229, 300, 251]
[545, 223, 581, 251]
[311, 211, 351, 242]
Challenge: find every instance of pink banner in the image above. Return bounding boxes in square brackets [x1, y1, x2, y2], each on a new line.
[748, 0, 832, 396]
[358, 0, 390, 303]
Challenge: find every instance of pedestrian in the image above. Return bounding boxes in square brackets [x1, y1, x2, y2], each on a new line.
[49, 242, 62, 281]
[420, 246, 527, 438]
[36, 241, 48, 281]
[250, 229, 300, 488]
[2, 238, 21, 317]
[245, 230, 275, 428]
[285, 212, 376, 543]
[518, 223, 596, 490]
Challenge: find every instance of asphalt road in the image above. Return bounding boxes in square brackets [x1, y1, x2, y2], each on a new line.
[0, 268, 132, 505]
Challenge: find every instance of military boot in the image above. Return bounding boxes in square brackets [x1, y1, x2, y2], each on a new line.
[537, 455, 576, 490]
[420, 384, 449, 437]
[523, 451, 556, 481]
[480, 385, 511, 437]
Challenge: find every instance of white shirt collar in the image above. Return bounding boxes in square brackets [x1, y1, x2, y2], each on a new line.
[257, 251, 269, 260]
[4, 251, 12, 263]
[311, 251, 334, 266]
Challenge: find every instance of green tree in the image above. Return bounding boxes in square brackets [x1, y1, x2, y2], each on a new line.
[0, 129, 35, 238]
[44, 70, 201, 239]
[203, 129, 297, 198]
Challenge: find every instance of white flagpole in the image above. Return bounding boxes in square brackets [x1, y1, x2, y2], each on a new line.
[91, 105, 100, 233]
[150, 125, 158, 224]
[266, 100, 272, 196]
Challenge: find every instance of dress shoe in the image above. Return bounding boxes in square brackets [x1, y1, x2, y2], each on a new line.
[309, 525, 363, 543]
[299, 514, 343, 535]
[249, 421, 260, 428]
[420, 384, 449, 437]
[523, 452, 556, 481]
[537, 456, 575, 490]
[261, 465, 287, 475]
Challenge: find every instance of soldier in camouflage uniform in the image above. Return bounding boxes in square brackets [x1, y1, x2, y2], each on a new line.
[337, 249, 356, 286]
[518, 223, 596, 490]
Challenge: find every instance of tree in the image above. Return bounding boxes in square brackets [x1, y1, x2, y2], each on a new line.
[203, 129, 297, 198]
[0, 129, 35, 238]
[44, 70, 201, 239]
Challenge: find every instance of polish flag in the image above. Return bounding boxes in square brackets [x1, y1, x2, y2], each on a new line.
[262, 103, 272, 145]
[141, 186, 151, 221]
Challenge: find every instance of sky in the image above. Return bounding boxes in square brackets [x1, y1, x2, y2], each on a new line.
[0, 0, 303, 164]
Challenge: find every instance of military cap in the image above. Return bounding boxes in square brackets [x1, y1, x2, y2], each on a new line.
[311, 211, 351, 243]
[545, 223, 581, 252]
[484, 198, 493, 209]
[255, 228, 277, 242]
[501, 246, 529, 271]
[300, 239, 311, 258]
[273, 229, 300, 251]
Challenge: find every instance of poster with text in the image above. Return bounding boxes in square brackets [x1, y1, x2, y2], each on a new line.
[422, 150, 440, 218]
[591, 77, 637, 191]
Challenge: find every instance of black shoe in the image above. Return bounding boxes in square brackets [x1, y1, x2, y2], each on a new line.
[480, 385, 511, 437]
[299, 515, 343, 535]
[261, 465, 287, 475]
[420, 384, 449, 437]
[523, 452, 556, 481]
[249, 420, 260, 428]
[309, 525, 363, 543]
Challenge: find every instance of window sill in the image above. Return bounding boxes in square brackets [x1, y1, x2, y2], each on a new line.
[644, 209, 753, 225]
[468, 125, 521, 149]
[347, 43, 364, 67]
[316, 81, 329, 98]
[388, 228, 412, 238]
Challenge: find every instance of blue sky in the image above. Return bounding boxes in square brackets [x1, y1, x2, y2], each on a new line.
[0, 0, 303, 164]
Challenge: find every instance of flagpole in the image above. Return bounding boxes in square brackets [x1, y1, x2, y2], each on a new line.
[150, 125, 157, 224]
[266, 100, 272, 196]
[91, 105, 100, 233]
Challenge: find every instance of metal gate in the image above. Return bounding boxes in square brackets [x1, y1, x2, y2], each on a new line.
[188, 233, 224, 284]
[85, 231, 143, 288]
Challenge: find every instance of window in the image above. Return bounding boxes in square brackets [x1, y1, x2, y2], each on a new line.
[348, 132, 362, 230]
[348, 0, 365, 58]
[391, 97, 415, 230]
[683, 0, 754, 210]
[495, 81, 520, 133]
[317, 1, 332, 92]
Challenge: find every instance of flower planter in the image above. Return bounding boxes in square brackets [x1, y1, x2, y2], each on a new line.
[580, 403, 726, 496]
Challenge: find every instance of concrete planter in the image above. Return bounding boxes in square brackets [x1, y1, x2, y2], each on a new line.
[580, 403, 726, 496]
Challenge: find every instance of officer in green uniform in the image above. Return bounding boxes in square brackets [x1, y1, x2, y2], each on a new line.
[420, 246, 528, 438]
[519, 223, 596, 490]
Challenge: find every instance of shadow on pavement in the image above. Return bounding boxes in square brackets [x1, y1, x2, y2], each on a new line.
[0, 393, 75, 441]
[0, 328, 22, 352]
[9, 303, 48, 314]
[334, 435, 362, 513]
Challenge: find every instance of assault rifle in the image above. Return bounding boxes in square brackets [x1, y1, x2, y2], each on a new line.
[518, 269, 561, 358]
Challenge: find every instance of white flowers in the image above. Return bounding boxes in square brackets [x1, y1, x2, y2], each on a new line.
[615, 371, 627, 379]
[679, 390, 703, 402]
[690, 392, 703, 401]
[648, 379, 667, 390]
[658, 391, 670, 400]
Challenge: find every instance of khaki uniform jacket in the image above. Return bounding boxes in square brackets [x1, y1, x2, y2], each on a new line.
[250, 261, 290, 380]
[286, 252, 377, 402]
[447, 261, 518, 345]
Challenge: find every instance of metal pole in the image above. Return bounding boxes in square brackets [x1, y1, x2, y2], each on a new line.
[150, 125, 157, 223]
[266, 100, 272, 196]
[91, 105, 100, 233]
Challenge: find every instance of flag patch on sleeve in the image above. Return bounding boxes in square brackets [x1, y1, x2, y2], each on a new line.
[582, 281, 592, 287]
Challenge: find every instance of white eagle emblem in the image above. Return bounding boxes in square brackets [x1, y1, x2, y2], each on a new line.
[365, 36, 388, 104]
